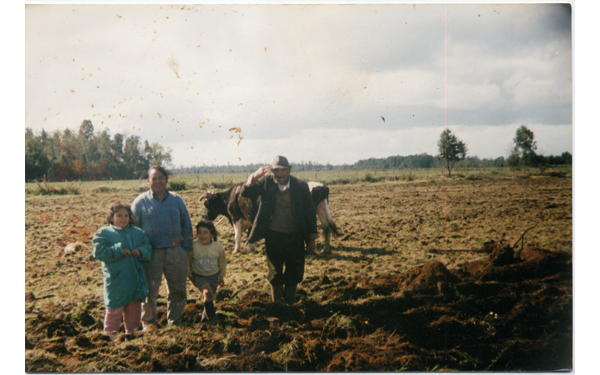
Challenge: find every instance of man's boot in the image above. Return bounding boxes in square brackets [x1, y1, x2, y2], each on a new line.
[284, 283, 297, 305]
[205, 301, 216, 320]
[271, 284, 285, 303]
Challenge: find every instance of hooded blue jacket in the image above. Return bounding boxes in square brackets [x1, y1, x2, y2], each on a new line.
[92, 225, 151, 309]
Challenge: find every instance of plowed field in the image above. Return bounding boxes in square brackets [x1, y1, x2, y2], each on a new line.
[25, 173, 572, 372]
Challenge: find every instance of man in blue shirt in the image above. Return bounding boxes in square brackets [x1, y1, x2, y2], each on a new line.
[132, 165, 193, 328]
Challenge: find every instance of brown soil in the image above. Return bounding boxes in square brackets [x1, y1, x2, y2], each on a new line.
[25, 174, 572, 372]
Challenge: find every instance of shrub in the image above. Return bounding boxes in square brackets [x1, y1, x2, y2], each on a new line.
[168, 179, 188, 191]
[91, 186, 119, 194]
[210, 180, 235, 190]
[30, 181, 80, 195]
[363, 174, 384, 183]
[327, 178, 354, 186]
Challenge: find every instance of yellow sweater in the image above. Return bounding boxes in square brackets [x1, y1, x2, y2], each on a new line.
[187, 240, 227, 278]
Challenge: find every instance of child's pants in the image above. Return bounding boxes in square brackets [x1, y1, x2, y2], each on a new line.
[104, 300, 142, 334]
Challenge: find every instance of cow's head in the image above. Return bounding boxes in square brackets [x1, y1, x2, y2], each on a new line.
[199, 191, 230, 222]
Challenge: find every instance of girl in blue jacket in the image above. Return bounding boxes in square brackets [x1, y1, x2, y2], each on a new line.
[92, 202, 151, 337]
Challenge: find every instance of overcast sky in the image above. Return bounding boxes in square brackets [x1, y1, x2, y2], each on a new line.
[25, 2, 572, 167]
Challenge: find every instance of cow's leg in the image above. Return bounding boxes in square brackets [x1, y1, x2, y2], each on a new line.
[245, 226, 256, 253]
[323, 228, 331, 252]
[233, 220, 243, 253]
[316, 201, 331, 252]
[238, 220, 255, 253]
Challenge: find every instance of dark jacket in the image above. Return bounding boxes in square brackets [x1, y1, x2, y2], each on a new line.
[242, 175, 317, 244]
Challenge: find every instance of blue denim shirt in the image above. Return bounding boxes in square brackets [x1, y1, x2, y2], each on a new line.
[132, 190, 193, 252]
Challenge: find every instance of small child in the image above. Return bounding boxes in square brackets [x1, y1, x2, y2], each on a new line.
[92, 202, 151, 337]
[188, 220, 227, 321]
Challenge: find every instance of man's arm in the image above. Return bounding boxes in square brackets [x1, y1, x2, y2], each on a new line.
[242, 166, 270, 199]
[179, 198, 194, 253]
[131, 196, 143, 228]
[245, 166, 271, 186]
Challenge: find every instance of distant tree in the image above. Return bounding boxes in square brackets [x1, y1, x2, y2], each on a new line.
[492, 156, 507, 168]
[437, 129, 467, 177]
[509, 125, 538, 171]
[144, 140, 172, 167]
[78, 120, 95, 141]
[123, 135, 150, 178]
[25, 128, 49, 180]
[352, 153, 439, 170]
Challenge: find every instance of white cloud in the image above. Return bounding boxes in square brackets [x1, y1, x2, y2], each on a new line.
[25, 3, 572, 167]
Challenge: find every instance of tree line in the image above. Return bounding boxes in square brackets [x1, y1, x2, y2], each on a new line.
[173, 161, 339, 175]
[25, 120, 172, 181]
[26, 121, 571, 182]
[173, 151, 570, 177]
[174, 125, 571, 177]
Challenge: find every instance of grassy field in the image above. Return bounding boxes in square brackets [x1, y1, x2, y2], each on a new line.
[25, 168, 425, 194]
[25, 166, 570, 195]
[25, 167, 572, 372]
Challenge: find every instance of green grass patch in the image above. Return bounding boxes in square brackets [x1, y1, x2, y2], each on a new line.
[168, 178, 188, 191]
[27, 181, 80, 196]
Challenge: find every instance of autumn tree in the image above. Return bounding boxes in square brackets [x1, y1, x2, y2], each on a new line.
[144, 140, 172, 167]
[25, 121, 173, 181]
[437, 129, 467, 177]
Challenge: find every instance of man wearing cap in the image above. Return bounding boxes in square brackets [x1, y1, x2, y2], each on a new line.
[242, 156, 318, 304]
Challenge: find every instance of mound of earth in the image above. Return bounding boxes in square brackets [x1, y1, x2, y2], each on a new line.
[25, 241, 571, 372]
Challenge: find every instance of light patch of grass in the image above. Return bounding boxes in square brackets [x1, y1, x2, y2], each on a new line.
[168, 178, 188, 191]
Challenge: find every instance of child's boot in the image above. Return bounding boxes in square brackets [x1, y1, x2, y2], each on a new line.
[104, 330, 118, 341]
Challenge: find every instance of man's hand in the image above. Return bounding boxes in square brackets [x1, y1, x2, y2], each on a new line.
[246, 166, 271, 186]
[122, 248, 132, 257]
[131, 249, 142, 258]
[218, 277, 225, 287]
[306, 239, 316, 254]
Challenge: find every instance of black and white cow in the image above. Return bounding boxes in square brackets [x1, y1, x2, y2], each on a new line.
[200, 181, 338, 253]
[199, 182, 257, 253]
[308, 181, 338, 252]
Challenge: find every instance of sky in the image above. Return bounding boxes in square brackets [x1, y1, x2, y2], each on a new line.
[24, 1, 572, 168]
